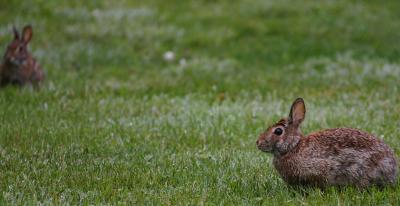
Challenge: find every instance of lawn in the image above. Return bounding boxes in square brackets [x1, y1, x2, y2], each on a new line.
[1, 0, 400, 205]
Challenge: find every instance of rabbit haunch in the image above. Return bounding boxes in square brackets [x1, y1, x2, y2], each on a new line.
[256, 98, 397, 188]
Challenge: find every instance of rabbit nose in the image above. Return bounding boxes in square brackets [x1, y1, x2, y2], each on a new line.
[256, 139, 261, 145]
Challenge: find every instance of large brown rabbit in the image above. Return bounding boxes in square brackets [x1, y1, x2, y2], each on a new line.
[0, 25, 44, 88]
[256, 98, 397, 189]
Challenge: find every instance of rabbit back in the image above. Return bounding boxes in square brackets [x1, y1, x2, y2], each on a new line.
[273, 128, 397, 188]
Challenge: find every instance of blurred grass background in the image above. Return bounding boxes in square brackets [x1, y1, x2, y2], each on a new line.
[0, 0, 400, 204]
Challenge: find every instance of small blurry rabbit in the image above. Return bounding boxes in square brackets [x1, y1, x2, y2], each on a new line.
[0, 25, 45, 88]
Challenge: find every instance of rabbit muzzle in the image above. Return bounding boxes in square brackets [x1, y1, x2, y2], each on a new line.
[7, 56, 25, 66]
[256, 138, 273, 152]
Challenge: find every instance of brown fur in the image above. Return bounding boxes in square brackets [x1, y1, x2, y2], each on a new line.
[256, 98, 398, 189]
[0, 25, 44, 88]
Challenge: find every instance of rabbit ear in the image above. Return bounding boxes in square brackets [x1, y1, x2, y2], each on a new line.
[13, 26, 20, 40]
[22, 25, 33, 44]
[288, 98, 306, 127]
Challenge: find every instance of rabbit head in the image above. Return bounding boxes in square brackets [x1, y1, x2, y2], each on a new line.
[257, 98, 306, 155]
[2, 25, 33, 66]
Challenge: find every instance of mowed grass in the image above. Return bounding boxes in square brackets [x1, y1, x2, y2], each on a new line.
[1, 0, 400, 204]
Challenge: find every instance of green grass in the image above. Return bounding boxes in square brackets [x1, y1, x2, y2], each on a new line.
[1, 0, 400, 204]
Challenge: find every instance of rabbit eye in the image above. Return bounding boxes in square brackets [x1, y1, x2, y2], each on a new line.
[273, 128, 283, 136]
